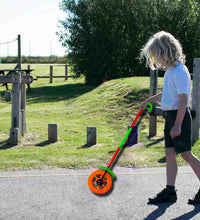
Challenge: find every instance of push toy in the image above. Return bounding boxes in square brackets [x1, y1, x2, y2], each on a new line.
[88, 103, 153, 195]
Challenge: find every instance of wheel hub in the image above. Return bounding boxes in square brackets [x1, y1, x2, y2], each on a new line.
[96, 178, 104, 186]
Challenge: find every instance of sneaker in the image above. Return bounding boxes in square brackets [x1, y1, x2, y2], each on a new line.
[148, 188, 177, 204]
[188, 189, 200, 205]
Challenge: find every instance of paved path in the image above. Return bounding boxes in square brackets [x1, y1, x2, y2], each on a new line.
[0, 166, 200, 220]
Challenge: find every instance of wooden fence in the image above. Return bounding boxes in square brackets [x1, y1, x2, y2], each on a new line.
[36, 65, 73, 83]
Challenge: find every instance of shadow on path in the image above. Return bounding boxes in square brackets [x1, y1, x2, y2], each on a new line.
[144, 203, 173, 220]
[171, 205, 200, 220]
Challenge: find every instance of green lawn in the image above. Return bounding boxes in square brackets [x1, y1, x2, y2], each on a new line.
[0, 63, 199, 171]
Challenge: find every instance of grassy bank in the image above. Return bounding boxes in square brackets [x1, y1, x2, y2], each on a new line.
[0, 64, 199, 171]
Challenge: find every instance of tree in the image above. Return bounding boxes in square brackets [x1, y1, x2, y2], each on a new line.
[59, 0, 137, 85]
[58, 0, 200, 85]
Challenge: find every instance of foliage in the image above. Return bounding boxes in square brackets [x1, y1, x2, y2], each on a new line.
[58, 0, 200, 85]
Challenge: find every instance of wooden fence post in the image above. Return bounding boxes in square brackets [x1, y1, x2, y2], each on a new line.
[192, 58, 200, 145]
[87, 127, 97, 146]
[149, 69, 158, 137]
[50, 66, 53, 83]
[27, 64, 31, 91]
[18, 35, 21, 70]
[48, 124, 57, 143]
[10, 72, 21, 145]
[65, 64, 68, 80]
[5, 91, 12, 101]
[21, 71, 26, 134]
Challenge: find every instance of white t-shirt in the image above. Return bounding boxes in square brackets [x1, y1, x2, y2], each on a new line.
[161, 61, 191, 111]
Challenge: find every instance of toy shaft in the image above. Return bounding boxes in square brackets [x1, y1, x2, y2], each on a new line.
[107, 108, 144, 168]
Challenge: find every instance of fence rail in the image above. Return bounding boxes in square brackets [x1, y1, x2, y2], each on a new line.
[37, 75, 73, 79]
[36, 65, 73, 83]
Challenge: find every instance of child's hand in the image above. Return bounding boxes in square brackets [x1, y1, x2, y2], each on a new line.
[170, 125, 181, 139]
[139, 93, 162, 110]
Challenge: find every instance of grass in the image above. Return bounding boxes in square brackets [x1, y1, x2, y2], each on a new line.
[0, 63, 199, 171]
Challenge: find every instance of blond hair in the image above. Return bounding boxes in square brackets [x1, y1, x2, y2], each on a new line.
[139, 31, 185, 70]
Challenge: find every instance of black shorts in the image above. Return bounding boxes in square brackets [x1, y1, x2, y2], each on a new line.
[164, 108, 192, 154]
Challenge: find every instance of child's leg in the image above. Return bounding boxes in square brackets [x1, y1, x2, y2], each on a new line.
[181, 151, 200, 204]
[181, 151, 200, 180]
[166, 148, 178, 186]
[148, 148, 177, 204]
[147, 147, 178, 204]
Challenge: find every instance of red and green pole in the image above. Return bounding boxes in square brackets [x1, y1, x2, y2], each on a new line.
[97, 103, 153, 177]
[107, 108, 144, 168]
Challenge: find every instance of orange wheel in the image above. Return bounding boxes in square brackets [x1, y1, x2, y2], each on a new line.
[88, 170, 112, 195]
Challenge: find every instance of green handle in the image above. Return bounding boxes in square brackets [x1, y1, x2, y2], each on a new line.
[146, 103, 153, 113]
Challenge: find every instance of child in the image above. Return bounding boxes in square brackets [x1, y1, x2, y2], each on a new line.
[139, 31, 200, 205]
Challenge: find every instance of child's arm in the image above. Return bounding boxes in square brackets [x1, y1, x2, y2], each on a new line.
[170, 94, 187, 138]
[139, 92, 162, 110]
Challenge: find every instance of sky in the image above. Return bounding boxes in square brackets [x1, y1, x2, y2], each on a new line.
[0, 0, 67, 57]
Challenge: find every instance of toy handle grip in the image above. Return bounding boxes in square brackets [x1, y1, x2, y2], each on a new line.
[145, 103, 153, 113]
